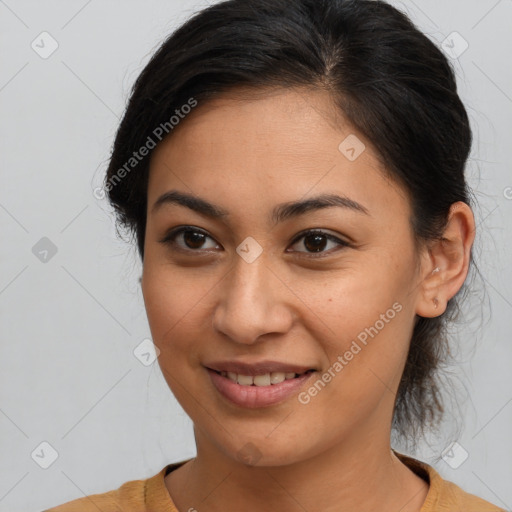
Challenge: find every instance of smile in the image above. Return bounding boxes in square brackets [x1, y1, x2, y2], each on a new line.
[206, 367, 316, 408]
[213, 369, 314, 386]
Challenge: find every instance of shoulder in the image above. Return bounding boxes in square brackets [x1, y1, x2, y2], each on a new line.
[393, 450, 507, 512]
[436, 477, 507, 512]
[42, 467, 167, 512]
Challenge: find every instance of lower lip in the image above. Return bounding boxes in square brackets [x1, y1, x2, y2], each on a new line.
[206, 368, 315, 408]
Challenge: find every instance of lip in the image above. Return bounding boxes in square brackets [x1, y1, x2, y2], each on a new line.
[206, 367, 316, 408]
[204, 360, 315, 376]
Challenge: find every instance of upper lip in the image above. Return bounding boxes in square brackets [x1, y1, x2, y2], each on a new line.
[205, 360, 315, 376]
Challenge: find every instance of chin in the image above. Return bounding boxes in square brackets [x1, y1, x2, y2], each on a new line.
[214, 433, 311, 468]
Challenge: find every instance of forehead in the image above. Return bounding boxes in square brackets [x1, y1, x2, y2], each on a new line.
[152, 87, 353, 163]
[147, 87, 409, 221]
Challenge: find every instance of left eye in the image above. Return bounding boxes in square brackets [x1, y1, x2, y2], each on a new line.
[288, 230, 350, 256]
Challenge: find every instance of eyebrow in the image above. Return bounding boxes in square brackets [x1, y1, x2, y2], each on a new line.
[151, 189, 370, 224]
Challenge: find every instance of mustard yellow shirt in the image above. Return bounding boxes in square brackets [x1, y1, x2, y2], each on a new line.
[44, 451, 507, 511]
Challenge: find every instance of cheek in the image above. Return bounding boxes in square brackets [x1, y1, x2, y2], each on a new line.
[141, 267, 214, 414]
[141, 263, 215, 355]
[291, 262, 407, 338]
[292, 254, 416, 387]
[297, 293, 412, 434]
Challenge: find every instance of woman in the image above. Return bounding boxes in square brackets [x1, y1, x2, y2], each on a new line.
[46, 0, 506, 510]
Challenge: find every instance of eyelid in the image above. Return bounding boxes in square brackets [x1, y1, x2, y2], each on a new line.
[289, 228, 350, 247]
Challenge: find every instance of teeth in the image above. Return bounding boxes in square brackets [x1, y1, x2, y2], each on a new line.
[253, 374, 271, 386]
[219, 371, 304, 386]
[270, 372, 286, 384]
[237, 374, 254, 386]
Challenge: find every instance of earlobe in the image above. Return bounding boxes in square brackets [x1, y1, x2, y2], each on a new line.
[415, 201, 475, 318]
[415, 265, 444, 318]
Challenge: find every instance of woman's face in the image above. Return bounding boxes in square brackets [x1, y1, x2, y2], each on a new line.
[141, 88, 426, 466]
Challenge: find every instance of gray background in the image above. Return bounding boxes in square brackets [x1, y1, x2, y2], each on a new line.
[1, 0, 511, 510]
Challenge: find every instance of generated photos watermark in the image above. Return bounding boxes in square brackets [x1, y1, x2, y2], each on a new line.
[93, 97, 198, 200]
[298, 301, 403, 404]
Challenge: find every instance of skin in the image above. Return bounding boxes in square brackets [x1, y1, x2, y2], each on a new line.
[141, 87, 475, 512]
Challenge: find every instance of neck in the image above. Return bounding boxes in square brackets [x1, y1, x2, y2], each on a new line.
[165, 422, 428, 512]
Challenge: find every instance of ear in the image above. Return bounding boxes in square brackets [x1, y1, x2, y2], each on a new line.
[415, 201, 475, 318]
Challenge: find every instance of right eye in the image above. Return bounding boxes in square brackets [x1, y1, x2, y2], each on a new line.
[159, 226, 221, 253]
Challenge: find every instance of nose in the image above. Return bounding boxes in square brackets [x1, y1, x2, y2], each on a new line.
[212, 254, 294, 345]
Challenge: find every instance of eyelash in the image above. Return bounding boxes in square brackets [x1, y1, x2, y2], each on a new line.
[159, 226, 352, 258]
